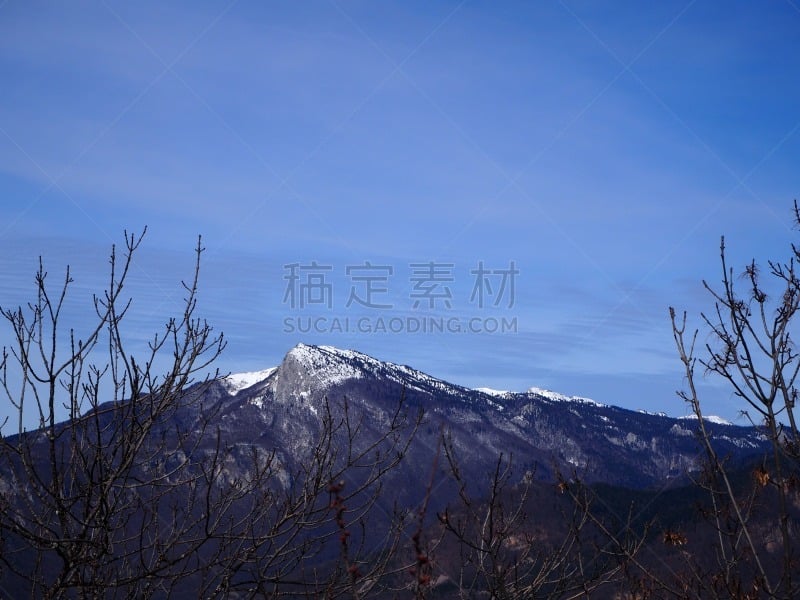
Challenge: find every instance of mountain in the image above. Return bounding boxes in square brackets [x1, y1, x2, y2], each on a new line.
[0, 342, 779, 597]
[209, 343, 767, 490]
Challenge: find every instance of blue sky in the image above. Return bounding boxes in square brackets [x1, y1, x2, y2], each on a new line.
[1, 1, 799, 425]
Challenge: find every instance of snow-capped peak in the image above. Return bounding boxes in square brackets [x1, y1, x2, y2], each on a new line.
[286, 343, 370, 365]
[224, 367, 277, 392]
[474, 387, 510, 397]
[283, 343, 461, 396]
[285, 343, 367, 386]
[678, 414, 732, 426]
[527, 386, 604, 407]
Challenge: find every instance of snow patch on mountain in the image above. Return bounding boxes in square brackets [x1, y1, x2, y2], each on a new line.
[638, 409, 668, 417]
[475, 387, 510, 397]
[317, 345, 363, 360]
[224, 367, 277, 392]
[475, 392, 506, 412]
[679, 414, 732, 426]
[528, 386, 604, 407]
[286, 343, 464, 397]
[286, 344, 365, 386]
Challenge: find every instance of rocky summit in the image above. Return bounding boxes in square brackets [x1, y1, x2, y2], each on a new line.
[204, 343, 767, 490]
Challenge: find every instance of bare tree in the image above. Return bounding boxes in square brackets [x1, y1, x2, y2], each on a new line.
[200, 395, 423, 599]
[0, 232, 422, 598]
[664, 204, 800, 598]
[434, 438, 633, 599]
[0, 229, 228, 597]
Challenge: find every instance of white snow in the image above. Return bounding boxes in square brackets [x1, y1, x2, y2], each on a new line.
[572, 396, 604, 406]
[224, 367, 277, 392]
[528, 386, 570, 401]
[287, 344, 365, 386]
[638, 409, 669, 417]
[719, 434, 758, 448]
[670, 423, 693, 437]
[678, 414, 732, 426]
[286, 343, 451, 394]
[318, 345, 362, 359]
[475, 387, 509, 397]
[528, 386, 605, 407]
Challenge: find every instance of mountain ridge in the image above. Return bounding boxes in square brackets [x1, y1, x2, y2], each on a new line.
[225, 342, 737, 428]
[208, 342, 767, 490]
[0, 342, 778, 596]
